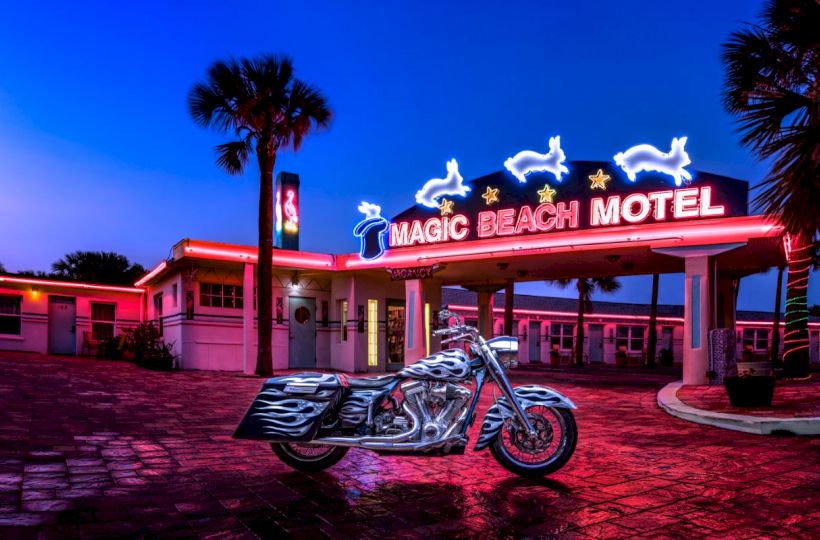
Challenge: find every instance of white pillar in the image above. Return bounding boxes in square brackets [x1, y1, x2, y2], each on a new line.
[477, 291, 495, 339]
[683, 255, 710, 385]
[404, 279, 426, 365]
[242, 262, 255, 375]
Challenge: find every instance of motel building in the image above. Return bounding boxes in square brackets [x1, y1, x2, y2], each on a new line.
[1, 152, 819, 384]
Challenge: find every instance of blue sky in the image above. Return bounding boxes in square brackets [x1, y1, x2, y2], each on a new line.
[0, 0, 816, 311]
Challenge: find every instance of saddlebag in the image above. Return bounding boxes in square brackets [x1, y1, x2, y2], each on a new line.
[233, 373, 343, 442]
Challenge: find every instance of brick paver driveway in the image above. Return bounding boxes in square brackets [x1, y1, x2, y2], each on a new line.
[0, 353, 818, 539]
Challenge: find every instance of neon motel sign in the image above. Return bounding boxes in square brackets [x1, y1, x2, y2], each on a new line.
[389, 186, 725, 247]
[353, 137, 748, 259]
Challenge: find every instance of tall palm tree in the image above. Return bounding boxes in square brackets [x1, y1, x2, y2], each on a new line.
[188, 55, 331, 376]
[722, 0, 819, 378]
[549, 277, 621, 366]
[646, 273, 660, 368]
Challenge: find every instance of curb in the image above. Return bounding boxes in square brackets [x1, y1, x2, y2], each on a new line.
[657, 381, 820, 436]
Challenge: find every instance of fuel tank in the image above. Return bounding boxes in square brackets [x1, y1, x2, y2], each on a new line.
[397, 349, 471, 381]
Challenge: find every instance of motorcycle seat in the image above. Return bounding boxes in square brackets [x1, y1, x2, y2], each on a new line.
[347, 374, 396, 389]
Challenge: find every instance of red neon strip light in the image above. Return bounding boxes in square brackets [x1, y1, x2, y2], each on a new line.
[0, 276, 143, 294]
[134, 261, 168, 286]
[183, 245, 334, 269]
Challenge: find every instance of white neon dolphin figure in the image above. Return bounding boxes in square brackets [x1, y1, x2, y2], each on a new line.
[613, 137, 692, 186]
[504, 136, 569, 183]
[414, 159, 471, 208]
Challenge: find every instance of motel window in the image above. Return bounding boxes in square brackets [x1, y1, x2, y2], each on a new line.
[200, 283, 244, 309]
[616, 325, 645, 353]
[90, 302, 116, 341]
[550, 323, 574, 351]
[339, 299, 348, 342]
[742, 328, 769, 352]
[367, 300, 378, 366]
[0, 295, 22, 335]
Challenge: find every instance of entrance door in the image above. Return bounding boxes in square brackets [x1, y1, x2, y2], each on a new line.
[588, 324, 604, 363]
[288, 297, 316, 368]
[49, 296, 76, 355]
[386, 301, 406, 371]
[661, 326, 674, 352]
[528, 321, 541, 362]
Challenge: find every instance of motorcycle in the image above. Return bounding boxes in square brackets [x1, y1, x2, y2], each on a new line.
[233, 309, 577, 477]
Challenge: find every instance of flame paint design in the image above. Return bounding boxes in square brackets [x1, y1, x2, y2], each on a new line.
[398, 349, 471, 381]
[475, 385, 575, 450]
[252, 399, 329, 438]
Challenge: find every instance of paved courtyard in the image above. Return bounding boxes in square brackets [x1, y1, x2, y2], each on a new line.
[0, 353, 818, 539]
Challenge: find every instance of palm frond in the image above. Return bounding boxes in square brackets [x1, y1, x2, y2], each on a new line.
[214, 139, 253, 175]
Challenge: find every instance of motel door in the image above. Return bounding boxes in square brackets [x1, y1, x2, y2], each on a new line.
[588, 324, 604, 363]
[48, 296, 76, 355]
[528, 321, 541, 362]
[386, 301, 406, 371]
[288, 297, 317, 368]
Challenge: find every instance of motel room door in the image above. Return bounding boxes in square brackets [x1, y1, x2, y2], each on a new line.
[386, 300, 406, 371]
[48, 296, 76, 355]
[528, 321, 541, 362]
[588, 324, 604, 363]
[288, 297, 317, 368]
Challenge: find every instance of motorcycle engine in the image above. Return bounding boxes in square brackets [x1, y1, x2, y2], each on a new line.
[398, 380, 471, 442]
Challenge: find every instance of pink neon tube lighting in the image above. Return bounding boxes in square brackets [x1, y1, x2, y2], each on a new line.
[0, 276, 143, 294]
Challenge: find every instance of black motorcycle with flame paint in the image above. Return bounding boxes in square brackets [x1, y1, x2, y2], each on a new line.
[234, 310, 577, 477]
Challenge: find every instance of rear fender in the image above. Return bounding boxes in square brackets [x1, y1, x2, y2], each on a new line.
[474, 385, 576, 450]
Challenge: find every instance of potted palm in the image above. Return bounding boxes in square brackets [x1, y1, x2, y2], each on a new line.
[723, 360, 776, 407]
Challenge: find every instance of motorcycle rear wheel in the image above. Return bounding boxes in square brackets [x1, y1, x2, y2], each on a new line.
[490, 406, 577, 477]
[271, 443, 349, 472]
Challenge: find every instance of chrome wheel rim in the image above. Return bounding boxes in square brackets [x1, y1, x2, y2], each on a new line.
[498, 406, 568, 468]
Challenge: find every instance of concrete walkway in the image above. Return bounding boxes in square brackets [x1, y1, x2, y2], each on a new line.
[658, 381, 820, 436]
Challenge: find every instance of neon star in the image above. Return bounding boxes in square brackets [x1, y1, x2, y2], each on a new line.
[439, 198, 455, 216]
[589, 169, 611, 190]
[481, 186, 500, 205]
[536, 184, 557, 203]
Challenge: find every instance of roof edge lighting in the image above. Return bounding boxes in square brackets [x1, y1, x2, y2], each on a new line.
[0, 276, 143, 294]
[134, 260, 168, 287]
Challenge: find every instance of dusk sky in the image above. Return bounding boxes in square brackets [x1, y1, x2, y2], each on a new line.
[1, 0, 816, 311]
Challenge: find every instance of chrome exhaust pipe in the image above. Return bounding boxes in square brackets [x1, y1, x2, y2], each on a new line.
[313, 401, 421, 448]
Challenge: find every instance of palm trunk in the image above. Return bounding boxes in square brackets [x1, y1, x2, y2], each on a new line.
[255, 149, 275, 376]
[575, 281, 586, 367]
[503, 282, 514, 336]
[646, 274, 659, 367]
[783, 234, 811, 378]
[770, 265, 784, 368]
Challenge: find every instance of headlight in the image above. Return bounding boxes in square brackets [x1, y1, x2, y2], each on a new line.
[486, 336, 519, 370]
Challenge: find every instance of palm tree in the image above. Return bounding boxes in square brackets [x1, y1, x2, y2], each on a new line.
[188, 55, 331, 376]
[0, 262, 5, 273]
[51, 251, 146, 285]
[722, 0, 819, 378]
[646, 273, 660, 368]
[549, 277, 621, 366]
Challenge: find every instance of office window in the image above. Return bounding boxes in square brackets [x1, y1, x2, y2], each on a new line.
[153, 293, 164, 336]
[90, 302, 116, 340]
[616, 325, 645, 352]
[0, 295, 22, 335]
[742, 328, 769, 351]
[200, 283, 244, 309]
[550, 323, 574, 350]
[172, 284, 178, 307]
[367, 299, 378, 366]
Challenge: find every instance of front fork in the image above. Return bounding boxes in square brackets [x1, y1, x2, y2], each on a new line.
[476, 337, 537, 437]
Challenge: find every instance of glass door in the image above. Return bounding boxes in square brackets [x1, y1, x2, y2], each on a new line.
[386, 300, 406, 371]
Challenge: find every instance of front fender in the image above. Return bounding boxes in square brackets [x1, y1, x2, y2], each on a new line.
[474, 385, 576, 450]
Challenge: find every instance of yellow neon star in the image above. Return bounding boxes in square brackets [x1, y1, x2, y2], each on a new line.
[589, 169, 611, 190]
[481, 186, 500, 205]
[439, 198, 454, 216]
[536, 184, 557, 203]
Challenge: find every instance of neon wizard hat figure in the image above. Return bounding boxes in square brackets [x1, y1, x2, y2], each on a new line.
[613, 137, 692, 186]
[353, 201, 390, 260]
[415, 159, 471, 208]
[504, 136, 569, 183]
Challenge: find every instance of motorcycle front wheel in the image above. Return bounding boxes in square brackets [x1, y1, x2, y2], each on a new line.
[271, 442, 349, 472]
[490, 406, 577, 477]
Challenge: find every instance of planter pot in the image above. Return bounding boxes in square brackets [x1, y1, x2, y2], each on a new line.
[614, 352, 627, 368]
[549, 351, 560, 367]
[724, 376, 775, 407]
